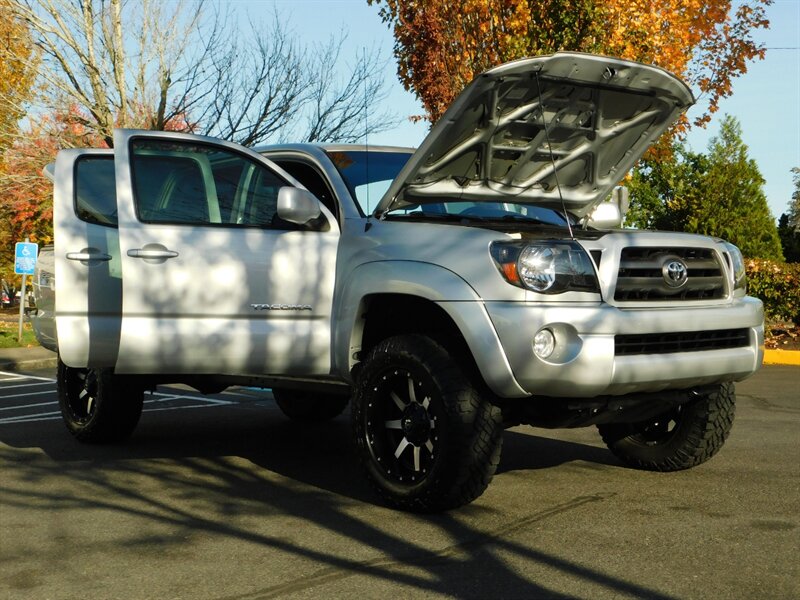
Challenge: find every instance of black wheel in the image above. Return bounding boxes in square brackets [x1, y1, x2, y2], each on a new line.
[352, 334, 503, 512]
[57, 359, 144, 443]
[272, 388, 350, 421]
[597, 383, 736, 471]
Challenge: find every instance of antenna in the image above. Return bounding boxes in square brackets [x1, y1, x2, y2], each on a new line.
[535, 71, 574, 240]
[363, 47, 372, 231]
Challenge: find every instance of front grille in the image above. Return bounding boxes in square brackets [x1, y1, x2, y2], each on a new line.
[615, 247, 727, 301]
[615, 329, 750, 356]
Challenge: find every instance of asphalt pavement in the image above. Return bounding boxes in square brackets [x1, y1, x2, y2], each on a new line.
[0, 362, 797, 599]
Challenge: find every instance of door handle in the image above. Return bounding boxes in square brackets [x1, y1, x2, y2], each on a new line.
[67, 248, 111, 262]
[127, 248, 179, 260]
[66, 251, 112, 262]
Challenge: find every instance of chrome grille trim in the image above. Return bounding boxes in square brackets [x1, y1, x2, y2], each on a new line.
[614, 247, 727, 301]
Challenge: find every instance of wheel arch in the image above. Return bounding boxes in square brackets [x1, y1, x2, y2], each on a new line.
[360, 293, 474, 376]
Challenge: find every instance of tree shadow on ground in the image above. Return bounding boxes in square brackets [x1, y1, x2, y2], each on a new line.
[0, 394, 670, 599]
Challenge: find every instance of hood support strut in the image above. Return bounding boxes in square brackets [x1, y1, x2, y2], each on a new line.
[535, 70, 575, 240]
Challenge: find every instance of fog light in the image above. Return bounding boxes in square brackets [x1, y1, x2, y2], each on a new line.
[533, 329, 555, 359]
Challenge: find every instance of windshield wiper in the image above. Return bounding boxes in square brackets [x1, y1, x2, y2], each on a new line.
[500, 214, 571, 226]
[461, 214, 569, 227]
[383, 212, 478, 222]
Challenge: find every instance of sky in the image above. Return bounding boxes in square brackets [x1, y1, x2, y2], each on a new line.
[237, 0, 799, 219]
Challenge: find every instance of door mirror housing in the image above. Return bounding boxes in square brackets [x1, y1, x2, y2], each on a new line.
[585, 186, 629, 229]
[277, 187, 322, 225]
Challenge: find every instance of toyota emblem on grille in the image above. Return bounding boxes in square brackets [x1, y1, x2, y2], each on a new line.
[662, 258, 689, 288]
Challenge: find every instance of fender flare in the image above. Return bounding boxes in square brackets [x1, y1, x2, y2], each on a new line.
[333, 260, 528, 398]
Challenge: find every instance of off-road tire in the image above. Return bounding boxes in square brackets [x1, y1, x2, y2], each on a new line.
[597, 383, 736, 471]
[272, 388, 350, 422]
[352, 334, 503, 512]
[57, 359, 144, 443]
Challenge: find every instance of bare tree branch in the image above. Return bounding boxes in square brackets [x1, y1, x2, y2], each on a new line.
[11, 1, 399, 147]
[301, 40, 399, 144]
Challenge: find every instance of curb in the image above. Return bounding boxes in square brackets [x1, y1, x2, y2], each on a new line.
[0, 348, 58, 373]
[0, 356, 58, 373]
[763, 349, 800, 366]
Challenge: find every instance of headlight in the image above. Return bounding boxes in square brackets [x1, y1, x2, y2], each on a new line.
[723, 242, 747, 293]
[490, 240, 599, 294]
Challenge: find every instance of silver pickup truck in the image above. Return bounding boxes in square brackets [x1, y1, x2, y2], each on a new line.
[33, 52, 763, 511]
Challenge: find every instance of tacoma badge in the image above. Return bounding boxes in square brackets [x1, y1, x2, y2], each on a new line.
[250, 304, 313, 311]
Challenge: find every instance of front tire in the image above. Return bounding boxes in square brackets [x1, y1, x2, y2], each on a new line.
[352, 334, 503, 512]
[272, 388, 350, 422]
[597, 383, 736, 471]
[57, 359, 144, 443]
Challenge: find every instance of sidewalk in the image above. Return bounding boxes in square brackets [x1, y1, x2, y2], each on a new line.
[0, 345, 797, 374]
[0, 346, 58, 372]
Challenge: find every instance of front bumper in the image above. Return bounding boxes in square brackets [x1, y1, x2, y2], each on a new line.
[482, 297, 764, 398]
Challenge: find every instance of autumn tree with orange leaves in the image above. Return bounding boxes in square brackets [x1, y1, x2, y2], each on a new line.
[0, 2, 41, 279]
[0, 0, 38, 153]
[0, 107, 103, 279]
[370, 0, 771, 131]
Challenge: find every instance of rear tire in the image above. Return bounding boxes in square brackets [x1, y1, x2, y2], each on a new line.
[352, 334, 503, 512]
[272, 388, 350, 422]
[57, 359, 144, 443]
[597, 383, 735, 471]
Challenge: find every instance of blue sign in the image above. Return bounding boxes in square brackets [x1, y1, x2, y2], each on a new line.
[14, 242, 38, 275]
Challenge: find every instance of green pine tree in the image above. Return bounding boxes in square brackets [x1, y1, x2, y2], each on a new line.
[625, 146, 700, 231]
[685, 116, 783, 260]
[626, 116, 783, 261]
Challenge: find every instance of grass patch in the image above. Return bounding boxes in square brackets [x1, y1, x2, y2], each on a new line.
[0, 319, 40, 348]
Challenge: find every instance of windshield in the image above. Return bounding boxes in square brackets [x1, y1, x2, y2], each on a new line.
[325, 148, 573, 227]
[325, 149, 412, 215]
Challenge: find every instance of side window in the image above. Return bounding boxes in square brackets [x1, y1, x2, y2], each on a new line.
[240, 168, 285, 227]
[75, 156, 117, 227]
[133, 154, 212, 223]
[129, 139, 293, 228]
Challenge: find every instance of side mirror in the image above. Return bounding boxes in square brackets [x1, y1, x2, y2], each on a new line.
[277, 187, 322, 225]
[613, 185, 630, 218]
[585, 186, 629, 229]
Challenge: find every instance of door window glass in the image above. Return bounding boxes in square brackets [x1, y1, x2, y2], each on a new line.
[75, 156, 117, 227]
[129, 139, 291, 228]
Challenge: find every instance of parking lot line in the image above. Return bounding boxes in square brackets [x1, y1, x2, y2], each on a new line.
[0, 397, 237, 425]
[0, 371, 56, 382]
[0, 400, 57, 412]
[146, 393, 235, 405]
[143, 403, 233, 414]
[146, 394, 181, 403]
[0, 376, 247, 426]
[0, 410, 62, 424]
[0, 381, 56, 390]
[0, 390, 58, 400]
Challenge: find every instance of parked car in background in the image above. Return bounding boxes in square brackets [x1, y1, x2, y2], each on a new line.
[30, 246, 55, 345]
[1, 279, 15, 308]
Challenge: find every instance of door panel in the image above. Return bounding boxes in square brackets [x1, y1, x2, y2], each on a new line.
[112, 130, 339, 375]
[54, 149, 122, 367]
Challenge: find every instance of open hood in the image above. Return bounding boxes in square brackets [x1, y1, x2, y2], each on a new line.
[376, 52, 694, 218]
